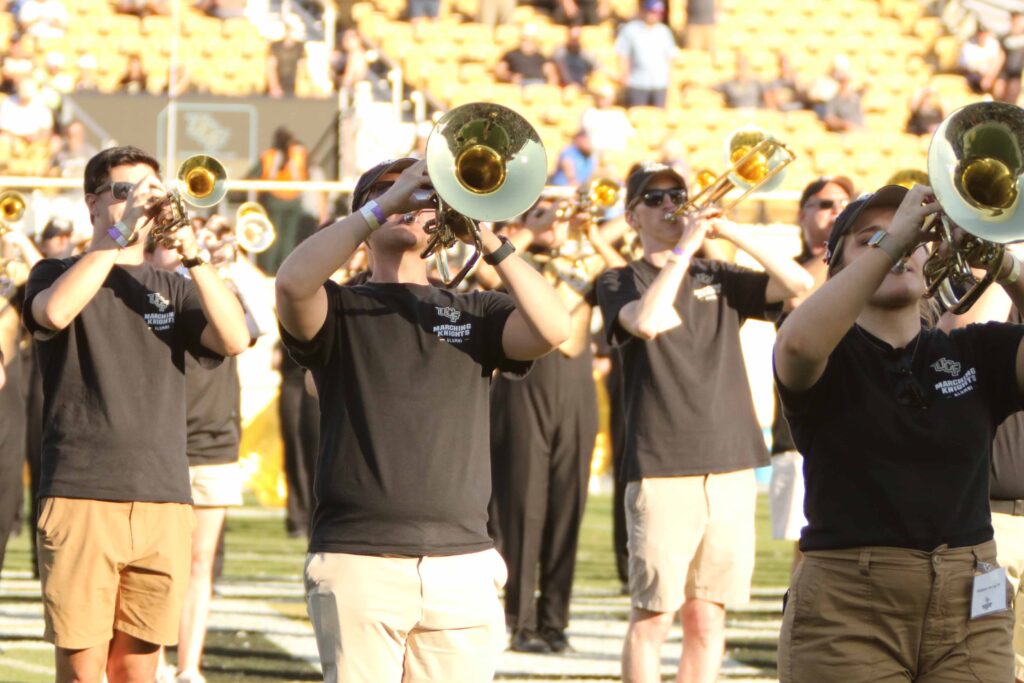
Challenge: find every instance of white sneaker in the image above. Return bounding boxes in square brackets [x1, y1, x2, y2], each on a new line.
[175, 669, 207, 683]
[154, 665, 177, 683]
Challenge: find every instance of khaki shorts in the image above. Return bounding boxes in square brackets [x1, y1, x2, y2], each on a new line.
[189, 462, 243, 507]
[992, 508, 1024, 680]
[37, 497, 195, 649]
[684, 24, 716, 52]
[769, 451, 807, 541]
[625, 470, 757, 612]
[305, 548, 507, 683]
[778, 542, 1013, 682]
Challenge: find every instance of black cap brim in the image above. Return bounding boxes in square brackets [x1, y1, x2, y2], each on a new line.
[825, 184, 908, 263]
[351, 157, 419, 212]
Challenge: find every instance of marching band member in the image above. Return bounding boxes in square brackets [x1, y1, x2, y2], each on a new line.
[597, 162, 811, 683]
[774, 184, 1023, 680]
[275, 157, 569, 683]
[23, 146, 249, 683]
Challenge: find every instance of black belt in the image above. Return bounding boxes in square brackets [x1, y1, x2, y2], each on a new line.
[991, 499, 1024, 516]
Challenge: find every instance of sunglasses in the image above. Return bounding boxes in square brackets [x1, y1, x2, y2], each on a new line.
[808, 198, 849, 211]
[93, 181, 135, 200]
[638, 188, 687, 208]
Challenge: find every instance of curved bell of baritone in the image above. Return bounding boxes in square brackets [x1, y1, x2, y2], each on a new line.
[176, 155, 228, 208]
[928, 101, 1024, 244]
[0, 191, 26, 228]
[886, 168, 930, 190]
[234, 202, 276, 254]
[723, 126, 791, 195]
[922, 101, 1024, 313]
[425, 102, 547, 223]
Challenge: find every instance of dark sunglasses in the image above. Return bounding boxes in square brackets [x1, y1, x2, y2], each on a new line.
[93, 181, 134, 200]
[808, 198, 848, 211]
[639, 188, 687, 208]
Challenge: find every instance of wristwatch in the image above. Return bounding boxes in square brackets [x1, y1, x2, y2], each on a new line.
[483, 235, 516, 266]
[867, 230, 905, 265]
[181, 254, 205, 269]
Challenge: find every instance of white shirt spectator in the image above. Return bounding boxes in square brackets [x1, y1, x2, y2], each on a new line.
[581, 105, 634, 153]
[0, 88, 54, 140]
[959, 32, 1001, 74]
[18, 0, 69, 40]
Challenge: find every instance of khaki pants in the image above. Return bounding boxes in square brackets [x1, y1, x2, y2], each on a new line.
[779, 541, 1014, 682]
[304, 549, 507, 683]
[992, 508, 1024, 680]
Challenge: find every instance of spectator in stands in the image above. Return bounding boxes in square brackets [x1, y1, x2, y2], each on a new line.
[17, 0, 67, 40]
[806, 54, 846, 118]
[684, 0, 716, 56]
[906, 84, 945, 136]
[118, 54, 148, 96]
[0, 78, 53, 144]
[958, 25, 1002, 95]
[496, 25, 559, 87]
[477, 0, 515, 31]
[330, 28, 369, 92]
[42, 52, 74, 96]
[615, 0, 678, 108]
[717, 51, 763, 108]
[194, 0, 247, 19]
[113, 0, 169, 17]
[407, 0, 441, 40]
[822, 63, 864, 132]
[257, 127, 309, 274]
[994, 12, 1024, 105]
[1, 34, 34, 95]
[581, 83, 634, 155]
[764, 52, 806, 112]
[555, 0, 608, 27]
[166, 62, 193, 97]
[550, 130, 595, 187]
[49, 121, 97, 179]
[267, 20, 305, 98]
[554, 25, 597, 90]
[75, 55, 101, 92]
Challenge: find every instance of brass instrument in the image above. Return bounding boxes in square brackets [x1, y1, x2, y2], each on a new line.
[921, 101, 1024, 314]
[886, 168, 929, 189]
[234, 202, 276, 254]
[666, 126, 795, 220]
[553, 178, 622, 260]
[421, 102, 547, 287]
[144, 155, 229, 245]
[0, 191, 26, 233]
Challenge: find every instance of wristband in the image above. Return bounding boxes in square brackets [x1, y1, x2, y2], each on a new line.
[181, 254, 205, 269]
[483, 235, 516, 266]
[666, 246, 692, 265]
[359, 200, 387, 232]
[999, 255, 1021, 285]
[107, 220, 132, 248]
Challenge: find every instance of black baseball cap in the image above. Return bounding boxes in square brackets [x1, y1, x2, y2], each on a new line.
[350, 157, 418, 212]
[824, 184, 908, 264]
[799, 175, 855, 209]
[625, 162, 687, 208]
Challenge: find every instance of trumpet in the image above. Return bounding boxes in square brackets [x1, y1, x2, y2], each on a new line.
[234, 202, 276, 254]
[420, 102, 548, 287]
[666, 126, 795, 221]
[0, 191, 26, 234]
[143, 155, 229, 246]
[920, 101, 1024, 314]
[552, 178, 622, 262]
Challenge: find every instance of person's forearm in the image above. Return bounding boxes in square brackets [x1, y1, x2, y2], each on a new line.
[590, 229, 627, 268]
[30, 240, 120, 331]
[776, 248, 895, 364]
[627, 253, 689, 338]
[726, 229, 813, 298]
[276, 211, 371, 301]
[483, 231, 569, 346]
[189, 263, 250, 354]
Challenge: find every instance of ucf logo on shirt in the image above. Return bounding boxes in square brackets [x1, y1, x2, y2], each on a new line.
[692, 273, 721, 303]
[144, 291, 175, 332]
[432, 306, 472, 344]
[931, 356, 977, 398]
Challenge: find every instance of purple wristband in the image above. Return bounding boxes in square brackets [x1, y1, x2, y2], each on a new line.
[107, 226, 129, 248]
[671, 246, 685, 256]
[367, 200, 387, 225]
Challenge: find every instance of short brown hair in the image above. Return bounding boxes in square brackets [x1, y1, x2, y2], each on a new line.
[84, 146, 160, 195]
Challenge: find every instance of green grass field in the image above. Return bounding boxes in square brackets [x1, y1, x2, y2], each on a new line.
[0, 491, 790, 682]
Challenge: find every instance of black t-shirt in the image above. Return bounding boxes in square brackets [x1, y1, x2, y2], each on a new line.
[596, 258, 778, 480]
[23, 258, 215, 503]
[991, 308, 1024, 500]
[502, 49, 549, 80]
[279, 280, 530, 556]
[776, 323, 1024, 552]
[185, 353, 241, 466]
[1002, 34, 1024, 78]
[271, 40, 304, 93]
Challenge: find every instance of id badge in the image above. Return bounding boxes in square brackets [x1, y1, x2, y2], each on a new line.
[971, 562, 1009, 619]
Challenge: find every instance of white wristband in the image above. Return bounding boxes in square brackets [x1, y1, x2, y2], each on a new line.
[359, 200, 386, 232]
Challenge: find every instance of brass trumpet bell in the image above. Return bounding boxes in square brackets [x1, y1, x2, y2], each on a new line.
[0, 191, 26, 226]
[176, 155, 227, 208]
[886, 168, 929, 190]
[234, 202, 276, 254]
[425, 102, 547, 223]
